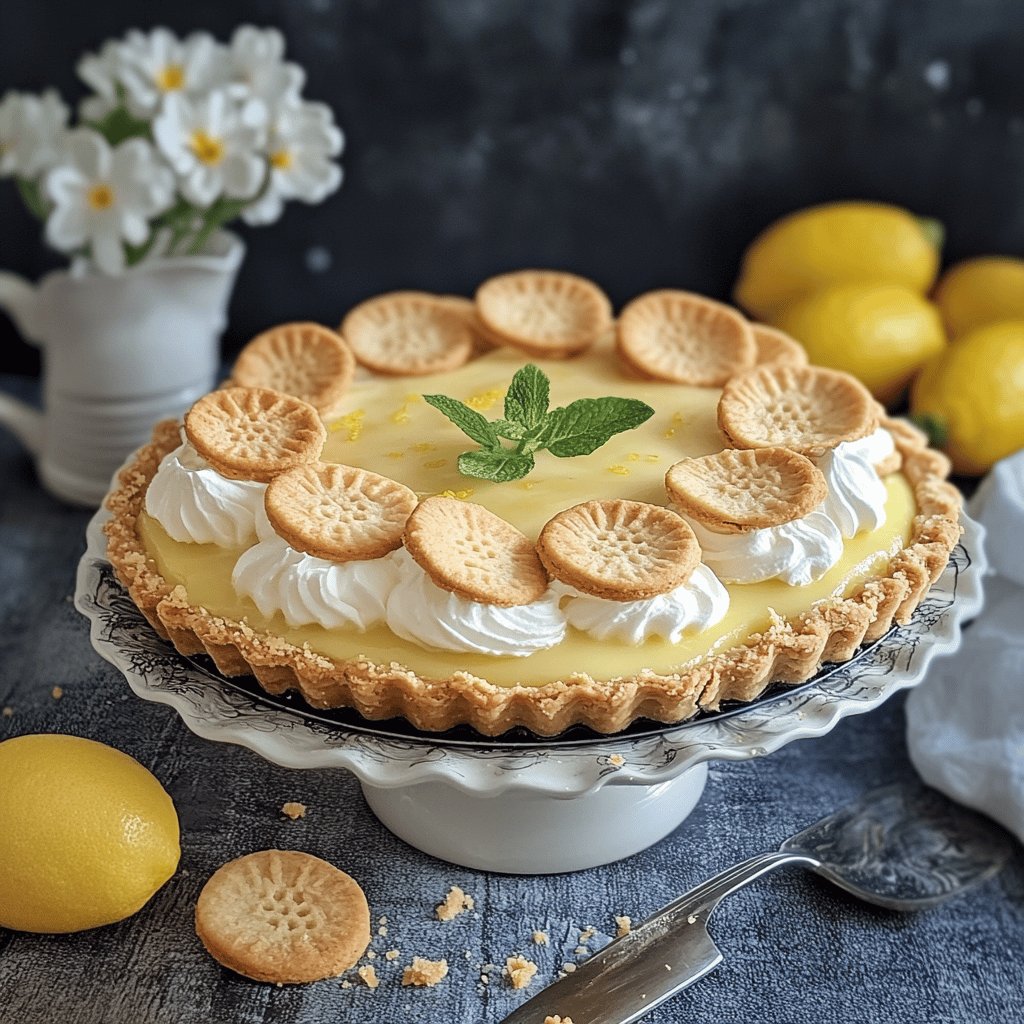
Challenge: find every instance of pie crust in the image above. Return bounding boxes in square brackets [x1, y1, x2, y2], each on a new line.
[105, 411, 960, 736]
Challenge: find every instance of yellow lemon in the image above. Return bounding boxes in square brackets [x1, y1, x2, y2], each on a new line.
[0, 734, 180, 933]
[734, 201, 941, 318]
[911, 321, 1024, 476]
[933, 256, 1024, 339]
[772, 284, 947, 404]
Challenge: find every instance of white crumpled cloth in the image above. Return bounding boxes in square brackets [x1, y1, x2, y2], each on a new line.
[906, 449, 1024, 843]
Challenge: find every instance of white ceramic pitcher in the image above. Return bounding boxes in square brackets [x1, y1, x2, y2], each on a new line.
[0, 233, 244, 507]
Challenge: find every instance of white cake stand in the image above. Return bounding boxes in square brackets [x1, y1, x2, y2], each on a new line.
[76, 506, 985, 873]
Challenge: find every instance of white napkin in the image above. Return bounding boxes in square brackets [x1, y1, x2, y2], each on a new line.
[906, 449, 1024, 844]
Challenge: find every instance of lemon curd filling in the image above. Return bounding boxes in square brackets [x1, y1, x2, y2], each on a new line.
[139, 345, 917, 687]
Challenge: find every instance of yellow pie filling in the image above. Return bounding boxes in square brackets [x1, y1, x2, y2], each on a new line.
[138, 345, 916, 687]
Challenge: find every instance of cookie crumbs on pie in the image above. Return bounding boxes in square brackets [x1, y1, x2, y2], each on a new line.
[401, 957, 449, 987]
[532, 930, 549, 945]
[51, 686, 63, 700]
[357, 965, 380, 989]
[436, 885, 475, 921]
[615, 915, 632, 937]
[280, 801, 306, 820]
[504, 955, 538, 990]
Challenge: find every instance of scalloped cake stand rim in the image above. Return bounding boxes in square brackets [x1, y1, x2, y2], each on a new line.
[76, 502, 986, 800]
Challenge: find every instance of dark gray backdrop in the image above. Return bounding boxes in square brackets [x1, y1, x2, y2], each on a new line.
[2, 0, 1023, 375]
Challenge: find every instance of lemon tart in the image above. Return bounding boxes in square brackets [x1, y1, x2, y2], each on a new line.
[105, 279, 960, 736]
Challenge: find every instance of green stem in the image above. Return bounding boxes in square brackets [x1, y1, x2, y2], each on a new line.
[16, 178, 48, 220]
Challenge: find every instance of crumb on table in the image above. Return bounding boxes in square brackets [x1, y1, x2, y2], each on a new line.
[357, 965, 379, 990]
[385, 949, 400, 961]
[436, 885, 475, 921]
[51, 686, 63, 700]
[544, 1017, 574, 1024]
[1, 706, 12, 718]
[532, 929, 549, 945]
[402, 957, 448, 988]
[280, 801, 307, 820]
[615, 915, 632, 937]
[504, 955, 537, 990]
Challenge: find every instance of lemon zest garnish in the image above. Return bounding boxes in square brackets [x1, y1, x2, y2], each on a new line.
[423, 458, 447, 469]
[439, 488, 474, 500]
[627, 452, 661, 463]
[410, 442, 438, 453]
[519, 481, 535, 490]
[663, 411, 685, 439]
[385, 450, 405, 459]
[608, 465, 630, 476]
[466, 387, 503, 411]
[391, 394, 422, 424]
[329, 409, 365, 441]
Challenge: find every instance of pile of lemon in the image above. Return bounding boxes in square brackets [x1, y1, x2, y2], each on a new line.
[734, 201, 1024, 475]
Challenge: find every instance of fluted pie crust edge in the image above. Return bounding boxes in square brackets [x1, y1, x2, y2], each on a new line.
[104, 418, 961, 737]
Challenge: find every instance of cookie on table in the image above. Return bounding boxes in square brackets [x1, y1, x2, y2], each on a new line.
[195, 850, 370, 984]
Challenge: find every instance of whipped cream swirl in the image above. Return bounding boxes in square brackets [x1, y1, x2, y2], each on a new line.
[232, 511, 402, 630]
[385, 549, 567, 656]
[689, 512, 843, 586]
[552, 564, 730, 644]
[146, 439, 266, 547]
[817, 428, 895, 538]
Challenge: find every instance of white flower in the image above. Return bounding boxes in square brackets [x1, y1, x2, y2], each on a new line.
[243, 101, 343, 225]
[229, 25, 305, 106]
[117, 27, 223, 116]
[44, 129, 174, 275]
[77, 40, 123, 123]
[153, 90, 265, 207]
[0, 90, 69, 179]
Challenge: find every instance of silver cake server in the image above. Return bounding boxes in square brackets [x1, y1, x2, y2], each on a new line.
[500, 783, 1011, 1024]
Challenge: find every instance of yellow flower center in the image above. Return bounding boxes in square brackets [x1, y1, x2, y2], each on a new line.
[87, 183, 115, 210]
[190, 131, 225, 166]
[155, 64, 185, 92]
[270, 149, 293, 170]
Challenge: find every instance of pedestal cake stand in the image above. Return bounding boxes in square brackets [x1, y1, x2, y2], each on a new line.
[76, 505, 985, 874]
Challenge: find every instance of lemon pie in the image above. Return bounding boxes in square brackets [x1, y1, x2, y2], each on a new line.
[105, 280, 960, 736]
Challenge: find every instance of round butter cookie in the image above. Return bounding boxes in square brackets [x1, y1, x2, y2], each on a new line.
[665, 447, 827, 533]
[475, 270, 612, 358]
[404, 496, 549, 606]
[341, 291, 474, 376]
[195, 850, 370, 984]
[265, 462, 417, 562]
[616, 290, 756, 386]
[184, 387, 326, 483]
[717, 364, 877, 457]
[537, 499, 700, 601]
[231, 322, 355, 418]
[751, 324, 808, 367]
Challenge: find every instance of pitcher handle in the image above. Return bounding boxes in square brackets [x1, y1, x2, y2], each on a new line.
[0, 270, 42, 345]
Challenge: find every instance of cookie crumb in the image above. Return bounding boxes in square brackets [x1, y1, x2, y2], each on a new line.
[615, 915, 632, 937]
[574, 946, 589, 956]
[378, 925, 388, 937]
[280, 801, 306, 819]
[532, 930, 549, 945]
[365, 950, 376, 961]
[1, 706, 12, 718]
[608, 753, 625, 767]
[436, 885, 475, 921]
[357, 965, 380, 989]
[578, 926, 596, 943]
[562, 963, 577, 973]
[378, 915, 388, 925]
[402, 957, 448, 988]
[341, 980, 352, 990]
[385, 949, 400, 961]
[504, 955, 537, 990]
[545, 1017, 574, 1024]
[51, 686, 63, 700]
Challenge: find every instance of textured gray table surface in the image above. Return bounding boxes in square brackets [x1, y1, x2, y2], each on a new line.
[0, 377, 1022, 1024]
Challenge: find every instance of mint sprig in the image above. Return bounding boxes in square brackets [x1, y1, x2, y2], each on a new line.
[422, 364, 654, 482]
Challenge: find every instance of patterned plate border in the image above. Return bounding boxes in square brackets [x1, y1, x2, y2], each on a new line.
[75, 505, 986, 797]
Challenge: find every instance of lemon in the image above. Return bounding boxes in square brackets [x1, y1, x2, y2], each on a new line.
[933, 256, 1024, 338]
[771, 284, 947, 404]
[0, 734, 180, 933]
[734, 201, 941, 318]
[911, 321, 1024, 476]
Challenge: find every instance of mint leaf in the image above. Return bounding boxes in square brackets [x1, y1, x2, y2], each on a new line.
[492, 418, 527, 440]
[457, 449, 535, 482]
[423, 394, 500, 449]
[503, 363, 549, 429]
[539, 397, 655, 457]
